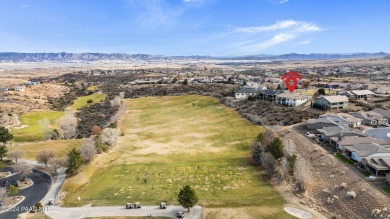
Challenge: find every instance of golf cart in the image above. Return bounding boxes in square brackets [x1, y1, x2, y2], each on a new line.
[125, 202, 134, 209]
[160, 202, 167, 209]
[134, 202, 141, 208]
[176, 211, 184, 218]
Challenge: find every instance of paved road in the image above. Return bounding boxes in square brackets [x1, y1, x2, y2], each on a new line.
[45, 205, 202, 219]
[42, 167, 66, 205]
[0, 167, 52, 219]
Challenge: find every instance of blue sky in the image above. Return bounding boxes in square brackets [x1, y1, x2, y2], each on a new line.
[0, 0, 389, 56]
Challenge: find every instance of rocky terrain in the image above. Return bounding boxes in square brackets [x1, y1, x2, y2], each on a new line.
[280, 127, 390, 219]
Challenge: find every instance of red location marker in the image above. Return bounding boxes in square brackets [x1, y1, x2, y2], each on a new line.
[281, 71, 301, 93]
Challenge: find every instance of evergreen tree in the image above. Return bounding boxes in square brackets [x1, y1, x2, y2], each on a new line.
[66, 148, 83, 174]
[251, 141, 263, 164]
[177, 185, 198, 212]
[0, 126, 13, 146]
[318, 88, 326, 95]
[269, 137, 284, 159]
[7, 185, 18, 196]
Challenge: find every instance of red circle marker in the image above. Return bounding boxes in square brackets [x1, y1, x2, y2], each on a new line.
[281, 71, 301, 93]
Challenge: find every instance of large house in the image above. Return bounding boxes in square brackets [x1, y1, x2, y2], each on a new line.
[350, 90, 375, 99]
[306, 117, 342, 130]
[346, 143, 390, 176]
[337, 136, 389, 154]
[259, 90, 284, 102]
[275, 93, 308, 107]
[234, 85, 258, 100]
[372, 108, 390, 122]
[375, 86, 390, 94]
[0, 87, 8, 93]
[320, 113, 362, 128]
[350, 111, 388, 126]
[317, 126, 366, 145]
[314, 95, 349, 110]
[9, 86, 26, 92]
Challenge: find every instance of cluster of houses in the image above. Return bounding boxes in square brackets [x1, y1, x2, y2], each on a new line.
[234, 85, 354, 109]
[0, 81, 40, 94]
[235, 85, 311, 107]
[306, 108, 390, 182]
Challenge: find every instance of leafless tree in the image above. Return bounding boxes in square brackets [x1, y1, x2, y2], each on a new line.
[109, 103, 127, 125]
[301, 80, 310, 91]
[294, 157, 312, 192]
[8, 151, 24, 163]
[0, 188, 7, 204]
[91, 125, 102, 136]
[101, 128, 120, 147]
[81, 138, 96, 163]
[38, 118, 52, 140]
[261, 152, 276, 179]
[36, 150, 55, 167]
[56, 110, 77, 139]
[49, 157, 67, 174]
[110, 96, 122, 106]
[119, 92, 125, 99]
[13, 163, 33, 179]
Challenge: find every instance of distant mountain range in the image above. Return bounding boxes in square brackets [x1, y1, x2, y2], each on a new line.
[0, 52, 388, 62]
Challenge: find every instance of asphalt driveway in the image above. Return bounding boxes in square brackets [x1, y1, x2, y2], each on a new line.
[0, 167, 52, 219]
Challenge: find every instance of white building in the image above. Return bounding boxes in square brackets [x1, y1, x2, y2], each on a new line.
[275, 92, 308, 107]
[235, 85, 258, 100]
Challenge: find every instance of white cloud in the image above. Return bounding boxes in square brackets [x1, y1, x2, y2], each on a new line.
[235, 20, 320, 33]
[233, 20, 321, 53]
[297, 39, 312, 45]
[278, 0, 289, 3]
[246, 33, 295, 51]
[236, 20, 297, 33]
[183, 0, 199, 2]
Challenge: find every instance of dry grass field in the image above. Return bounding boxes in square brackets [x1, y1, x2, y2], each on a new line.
[62, 95, 294, 218]
[9, 139, 83, 160]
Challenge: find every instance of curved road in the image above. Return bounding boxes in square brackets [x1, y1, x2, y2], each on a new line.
[0, 167, 52, 219]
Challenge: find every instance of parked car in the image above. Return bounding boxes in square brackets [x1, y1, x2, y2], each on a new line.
[160, 202, 167, 209]
[177, 211, 184, 218]
[125, 203, 133, 209]
[134, 202, 141, 208]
